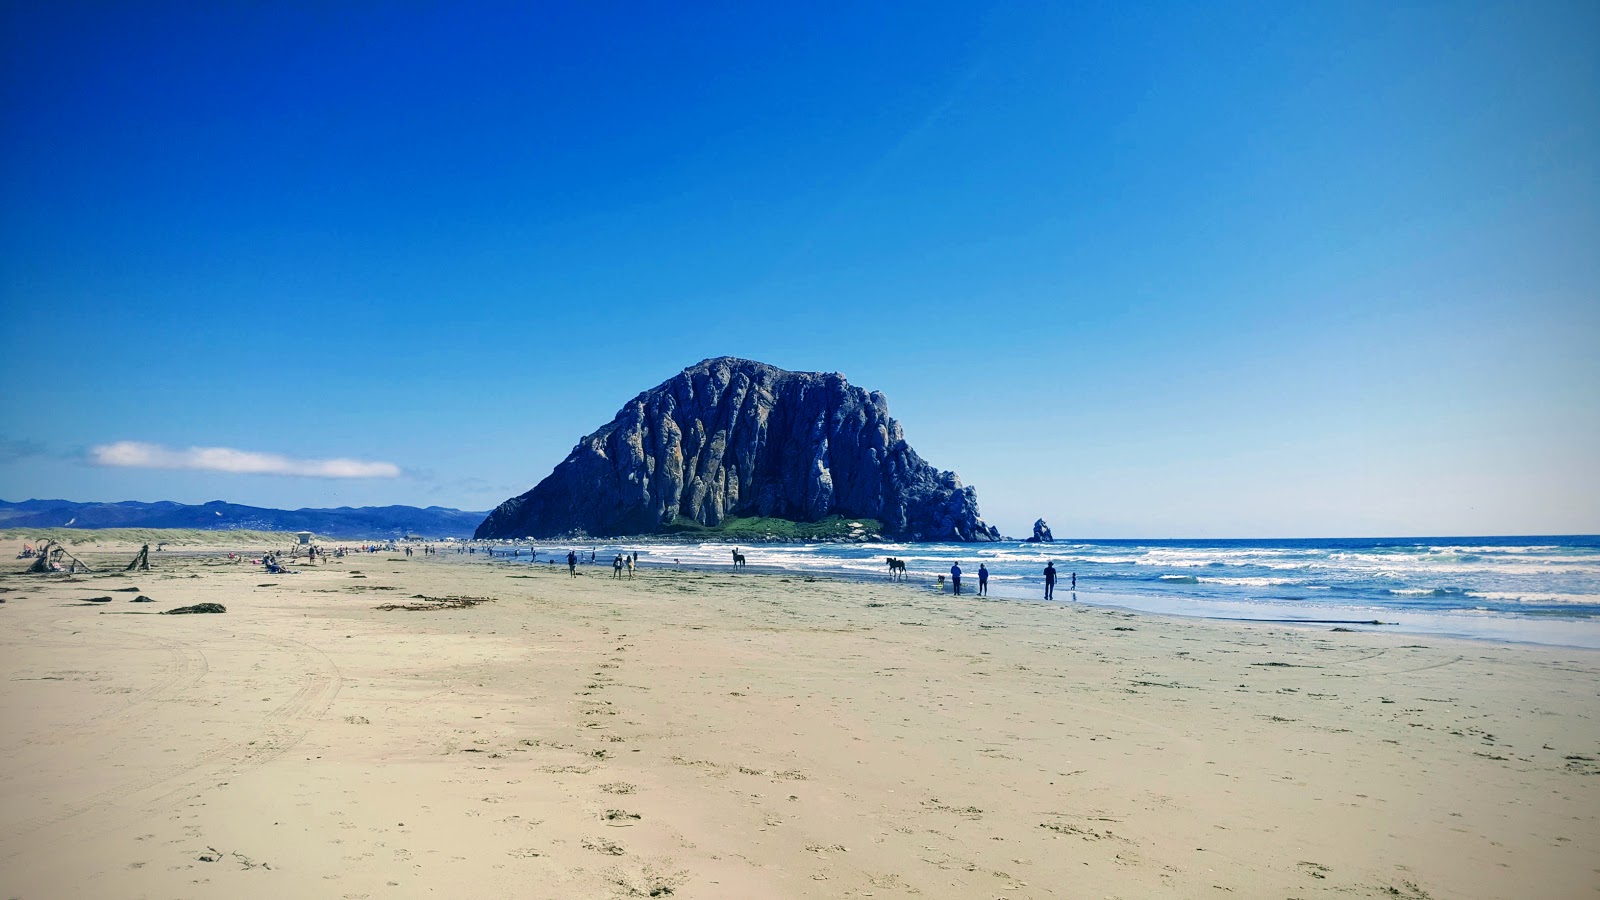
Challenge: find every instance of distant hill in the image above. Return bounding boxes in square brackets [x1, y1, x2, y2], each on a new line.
[0, 498, 487, 538]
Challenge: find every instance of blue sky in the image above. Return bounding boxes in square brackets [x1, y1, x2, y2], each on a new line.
[2, 1, 1595, 537]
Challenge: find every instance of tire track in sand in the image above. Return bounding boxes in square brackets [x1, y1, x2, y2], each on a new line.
[0, 628, 342, 858]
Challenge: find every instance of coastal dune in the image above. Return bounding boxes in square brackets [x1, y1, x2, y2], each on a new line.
[1, 544, 1596, 898]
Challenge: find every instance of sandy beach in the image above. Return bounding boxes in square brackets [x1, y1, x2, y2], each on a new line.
[1, 540, 1596, 899]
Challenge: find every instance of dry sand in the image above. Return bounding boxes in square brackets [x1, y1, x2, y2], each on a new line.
[1, 540, 1596, 898]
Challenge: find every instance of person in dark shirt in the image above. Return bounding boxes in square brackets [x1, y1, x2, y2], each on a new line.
[1044, 561, 1058, 600]
[567, 550, 578, 577]
[977, 563, 989, 596]
[950, 562, 963, 595]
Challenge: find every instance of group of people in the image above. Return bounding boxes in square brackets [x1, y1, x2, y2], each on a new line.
[945, 561, 1076, 599]
[612, 551, 640, 579]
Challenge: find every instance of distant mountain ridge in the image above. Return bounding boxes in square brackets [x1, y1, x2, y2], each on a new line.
[0, 498, 487, 538]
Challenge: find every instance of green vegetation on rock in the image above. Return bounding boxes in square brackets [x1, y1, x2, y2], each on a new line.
[659, 515, 883, 542]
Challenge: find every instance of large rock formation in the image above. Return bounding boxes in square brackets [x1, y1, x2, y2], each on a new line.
[476, 358, 1000, 542]
[1027, 518, 1054, 543]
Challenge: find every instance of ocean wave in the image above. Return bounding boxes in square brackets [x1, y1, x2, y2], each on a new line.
[1463, 590, 1600, 606]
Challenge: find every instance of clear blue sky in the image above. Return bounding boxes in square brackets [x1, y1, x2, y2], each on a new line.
[2, 1, 1596, 537]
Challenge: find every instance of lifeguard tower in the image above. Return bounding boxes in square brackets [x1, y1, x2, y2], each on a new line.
[295, 531, 313, 546]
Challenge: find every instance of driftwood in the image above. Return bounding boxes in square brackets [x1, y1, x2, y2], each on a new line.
[125, 544, 151, 572]
[162, 603, 226, 615]
[25, 541, 92, 574]
[25, 541, 55, 574]
[375, 595, 492, 611]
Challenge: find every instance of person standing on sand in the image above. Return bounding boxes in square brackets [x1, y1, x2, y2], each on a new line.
[567, 550, 577, 576]
[626, 556, 635, 579]
[1071, 571, 1077, 591]
[1044, 561, 1057, 600]
[950, 562, 963, 596]
[612, 555, 623, 578]
[978, 563, 989, 596]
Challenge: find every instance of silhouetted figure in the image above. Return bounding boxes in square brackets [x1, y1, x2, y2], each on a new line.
[950, 562, 962, 596]
[567, 550, 577, 576]
[612, 555, 624, 578]
[1044, 561, 1057, 600]
[732, 548, 746, 569]
[1071, 571, 1077, 591]
[978, 564, 989, 596]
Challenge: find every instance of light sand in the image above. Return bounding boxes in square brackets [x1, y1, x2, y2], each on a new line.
[1, 542, 1597, 898]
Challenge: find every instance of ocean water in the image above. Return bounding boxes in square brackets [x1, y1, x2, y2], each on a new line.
[510, 535, 1600, 649]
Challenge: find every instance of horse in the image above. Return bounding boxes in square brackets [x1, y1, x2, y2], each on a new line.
[731, 549, 746, 569]
[885, 557, 906, 580]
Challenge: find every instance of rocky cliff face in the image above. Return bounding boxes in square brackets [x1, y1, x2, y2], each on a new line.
[475, 358, 1000, 542]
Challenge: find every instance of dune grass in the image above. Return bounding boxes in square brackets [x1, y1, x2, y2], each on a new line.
[0, 527, 299, 546]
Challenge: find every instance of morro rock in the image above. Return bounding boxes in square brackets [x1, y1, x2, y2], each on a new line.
[475, 357, 1000, 542]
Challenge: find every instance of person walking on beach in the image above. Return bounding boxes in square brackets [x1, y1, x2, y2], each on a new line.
[567, 550, 577, 577]
[1044, 561, 1057, 600]
[626, 556, 635, 579]
[1071, 571, 1077, 591]
[977, 563, 989, 596]
[950, 562, 963, 596]
[612, 555, 624, 579]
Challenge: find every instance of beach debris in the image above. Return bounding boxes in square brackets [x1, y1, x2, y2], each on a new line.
[375, 595, 492, 611]
[111, 586, 142, 592]
[124, 544, 151, 572]
[131, 596, 155, 602]
[197, 846, 224, 862]
[581, 836, 625, 855]
[83, 596, 114, 603]
[25, 541, 93, 574]
[232, 850, 270, 870]
[603, 809, 641, 825]
[162, 603, 227, 615]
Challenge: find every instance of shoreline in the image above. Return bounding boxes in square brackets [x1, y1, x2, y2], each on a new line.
[493, 551, 1600, 651]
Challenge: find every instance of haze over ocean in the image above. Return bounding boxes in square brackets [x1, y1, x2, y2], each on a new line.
[2, 3, 1597, 537]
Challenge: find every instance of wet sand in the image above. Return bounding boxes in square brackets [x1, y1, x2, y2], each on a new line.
[1, 541, 1596, 898]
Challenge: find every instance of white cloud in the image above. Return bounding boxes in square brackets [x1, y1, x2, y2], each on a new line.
[90, 441, 401, 479]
